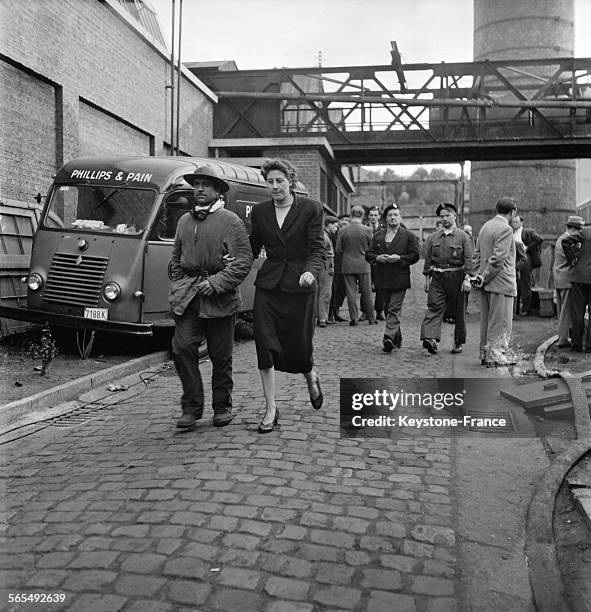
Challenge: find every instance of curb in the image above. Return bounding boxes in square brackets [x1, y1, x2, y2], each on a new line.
[525, 335, 591, 611]
[0, 349, 170, 432]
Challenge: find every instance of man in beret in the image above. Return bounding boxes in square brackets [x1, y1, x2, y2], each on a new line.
[420, 203, 474, 355]
[473, 197, 518, 366]
[366, 204, 419, 351]
[169, 164, 253, 429]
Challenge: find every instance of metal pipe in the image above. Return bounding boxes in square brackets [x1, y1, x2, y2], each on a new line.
[169, 0, 176, 155]
[175, 0, 183, 155]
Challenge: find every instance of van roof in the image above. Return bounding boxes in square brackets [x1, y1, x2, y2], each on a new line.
[56, 156, 267, 189]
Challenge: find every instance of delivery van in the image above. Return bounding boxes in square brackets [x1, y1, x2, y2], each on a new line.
[0, 156, 306, 336]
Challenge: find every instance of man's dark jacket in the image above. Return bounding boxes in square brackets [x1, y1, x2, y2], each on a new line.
[563, 226, 591, 284]
[522, 227, 544, 269]
[365, 227, 420, 290]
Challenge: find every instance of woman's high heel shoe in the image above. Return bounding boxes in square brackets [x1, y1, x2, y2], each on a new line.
[258, 408, 279, 434]
[310, 375, 323, 410]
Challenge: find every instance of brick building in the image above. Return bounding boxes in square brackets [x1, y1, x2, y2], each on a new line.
[0, 0, 216, 207]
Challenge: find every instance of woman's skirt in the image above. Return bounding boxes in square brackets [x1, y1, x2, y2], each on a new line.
[253, 287, 316, 373]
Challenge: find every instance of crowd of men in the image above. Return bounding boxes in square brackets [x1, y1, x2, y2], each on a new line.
[319, 197, 590, 367]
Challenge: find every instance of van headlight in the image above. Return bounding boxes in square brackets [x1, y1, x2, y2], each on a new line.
[27, 273, 44, 291]
[103, 282, 121, 301]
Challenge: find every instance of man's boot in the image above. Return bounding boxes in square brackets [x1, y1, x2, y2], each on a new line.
[176, 409, 202, 429]
[213, 408, 233, 427]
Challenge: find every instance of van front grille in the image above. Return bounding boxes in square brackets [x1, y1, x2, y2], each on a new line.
[43, 253, 109, 307]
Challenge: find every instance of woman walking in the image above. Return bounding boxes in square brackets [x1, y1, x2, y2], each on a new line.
[250, 159, 325, 433]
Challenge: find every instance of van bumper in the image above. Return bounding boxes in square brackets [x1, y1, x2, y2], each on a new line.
[0, 305, 154, 336]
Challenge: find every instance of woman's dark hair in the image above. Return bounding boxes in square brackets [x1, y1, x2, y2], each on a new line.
[261, 159, 298, 187]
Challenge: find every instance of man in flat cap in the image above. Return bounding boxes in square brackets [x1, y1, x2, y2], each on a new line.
[473, 196, 518, 366]
[420, 203, 474, 354]
[336, 205, 377, 326]
[366, 203, 419, 352]
[553, 215, 585, 347]
[169, 164, 253, 429]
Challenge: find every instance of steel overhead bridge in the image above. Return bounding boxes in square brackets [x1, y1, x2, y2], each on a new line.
[192, 57, 591, 165]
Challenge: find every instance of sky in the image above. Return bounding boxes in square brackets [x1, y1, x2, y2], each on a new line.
[147, 0, 591, 176]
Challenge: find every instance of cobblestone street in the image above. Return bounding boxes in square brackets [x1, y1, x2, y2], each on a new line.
[1, 270, 549, 612]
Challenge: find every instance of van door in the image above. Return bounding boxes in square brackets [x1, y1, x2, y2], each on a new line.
[142, 191, 193, 325]
[226, 186, 268, 311]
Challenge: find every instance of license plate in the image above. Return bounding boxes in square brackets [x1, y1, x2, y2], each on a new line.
[84, 307, 108, 320]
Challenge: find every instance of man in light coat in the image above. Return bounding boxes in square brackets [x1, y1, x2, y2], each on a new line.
[336, 205, 377, 326]
[553, 216, 585, 347]
[169, 165, 253, 429]
[473, 197, 518, 366]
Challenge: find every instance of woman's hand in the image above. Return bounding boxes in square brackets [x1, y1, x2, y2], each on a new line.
[299, 271, 315, 287]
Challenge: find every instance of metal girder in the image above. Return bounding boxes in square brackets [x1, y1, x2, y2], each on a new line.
[200, 57, 591, 160]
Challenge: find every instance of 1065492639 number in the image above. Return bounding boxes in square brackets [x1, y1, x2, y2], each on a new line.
[8, 593, 66, 603]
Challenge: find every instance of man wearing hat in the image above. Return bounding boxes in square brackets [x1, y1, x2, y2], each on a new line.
[366, 203, 419, 351]
[169, 164, 253, 429]
[420, 202, 474, 354]
[562, 215, 591, 351]
[553, 215, 585, 347]
[473, 196, 518, 365]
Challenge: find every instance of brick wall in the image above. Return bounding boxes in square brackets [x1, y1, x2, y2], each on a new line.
[469, 160, 577, 237]
[79, 101, 152, 157]
[0, 0, 213, 206]
[0, 62, 57, 202]
[266, 148, 321, 199]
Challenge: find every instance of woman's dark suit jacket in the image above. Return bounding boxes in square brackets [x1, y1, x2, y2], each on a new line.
[365, 227, 420, 291]
[250, 195, 325, 293]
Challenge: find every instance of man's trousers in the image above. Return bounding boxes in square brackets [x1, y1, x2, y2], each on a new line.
[317, 268, 333, 322]
[556, 288, 571, 345]
[420, 270, 466, 345]
[479, 290, 514, 363]
[343, 272, 375, 323]
[172, 296, 235, 415]
[569, 282, 591, 349]
[516, 257, 533, 315]
[380, 288, 406, 345]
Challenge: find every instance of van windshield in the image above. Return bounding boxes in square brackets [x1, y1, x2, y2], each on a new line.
[42, 185, 156, 235]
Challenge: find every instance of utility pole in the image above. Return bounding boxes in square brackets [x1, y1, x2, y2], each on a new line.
[169, 0, 176, 155]
[175, 0, 183, 155]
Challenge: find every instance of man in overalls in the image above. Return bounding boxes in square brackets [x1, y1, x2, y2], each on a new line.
[420, 203, 474, 355]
